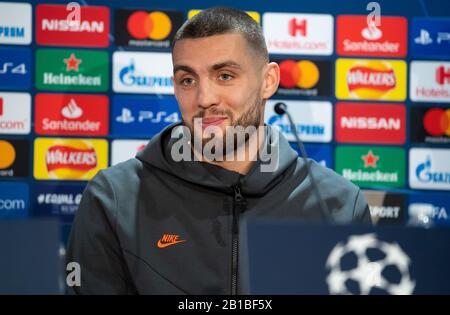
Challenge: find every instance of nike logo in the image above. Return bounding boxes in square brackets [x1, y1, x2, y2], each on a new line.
[157, 234, 186, 248]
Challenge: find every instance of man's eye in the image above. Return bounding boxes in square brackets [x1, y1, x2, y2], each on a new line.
[180, 78, 195, 86]
[219, 73, 233, 81]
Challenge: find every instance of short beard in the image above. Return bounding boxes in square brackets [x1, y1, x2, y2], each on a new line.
[184, 93, 263, 157]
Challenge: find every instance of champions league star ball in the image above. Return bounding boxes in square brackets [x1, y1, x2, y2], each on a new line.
[325, 233, 415, 295]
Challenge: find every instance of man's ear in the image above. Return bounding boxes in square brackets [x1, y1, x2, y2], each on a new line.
[261, 62, 280, 99]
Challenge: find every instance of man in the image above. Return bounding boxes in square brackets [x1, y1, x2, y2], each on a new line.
[66, 7, 371, 295]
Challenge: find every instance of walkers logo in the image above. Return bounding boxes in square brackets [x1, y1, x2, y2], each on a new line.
[33, 184, 84, 223]
[0, 92, 31, 135]
[265, 100, 332, 143]
[410, 106, 450, 144]
[0, 139, 29, 178]
[263, 13, 333, 55]
[336, 59, 406, 101]
[111, 140, 148, 166]
[0, 182, 29, 219]
[188, 10, 260, 23]
[36, 4, 109, 47]
[335, 146, 405, 188]
[34, 138, 108, 180]
[335, 103, 406, 144]
[410, 18, 450, 57]
[276, 59, 331, 97]
[0, 2, 32, 45]
[410, 61, 450, 103]
[113, 52, 173, 94]
[363, 190, 406, 225]
[115, 9, 183, 48]
[0, 47, 31, 89]
[112, 95, 180, 136]
[36, 49, 109, 92]
[409, 148, 450, 191]
[290, 143, 333, 168]
[336, 15, 407, 57]
[35, 93, 109, 136]
[409, 193, 450, 227]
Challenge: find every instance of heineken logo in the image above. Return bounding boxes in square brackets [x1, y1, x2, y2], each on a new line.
[336, 146, 405, 188]
[64, 53, 82, 72]
[36, 49, 108, 92]
[361, 150, 379, 168]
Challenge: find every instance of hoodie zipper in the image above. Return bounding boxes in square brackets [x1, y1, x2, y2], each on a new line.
[231, 184, 246, 295]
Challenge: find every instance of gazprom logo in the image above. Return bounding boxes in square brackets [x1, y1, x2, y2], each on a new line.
[268, 114, 325, 135]
[119, 60, 172, 88]
[416, 156, 450, 184]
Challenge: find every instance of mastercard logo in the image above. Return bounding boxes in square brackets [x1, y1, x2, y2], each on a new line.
[0, 140, 15, 169]
[346, 60, 396, 99]
[279, 60, 319, 89]
[127, 11, 172, 40]
[424, 108, 450, 137]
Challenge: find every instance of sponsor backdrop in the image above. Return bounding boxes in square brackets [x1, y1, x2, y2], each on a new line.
[0, 0, 449, 251]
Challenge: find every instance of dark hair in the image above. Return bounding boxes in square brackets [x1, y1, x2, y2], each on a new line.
[172, 7, 269, 62]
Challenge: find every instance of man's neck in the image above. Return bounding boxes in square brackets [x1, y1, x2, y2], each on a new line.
[192, 128, 266, 175]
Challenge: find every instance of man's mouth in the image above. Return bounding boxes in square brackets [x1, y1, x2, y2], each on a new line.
[200, 116, 228, 129]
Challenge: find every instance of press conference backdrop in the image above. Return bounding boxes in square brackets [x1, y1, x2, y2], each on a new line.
[0, 0, 449, 275]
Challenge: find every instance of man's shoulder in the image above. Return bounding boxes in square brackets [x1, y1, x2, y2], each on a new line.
[307, 159, 360, 194]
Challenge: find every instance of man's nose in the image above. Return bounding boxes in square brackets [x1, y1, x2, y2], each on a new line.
[196, 78, 219, 109]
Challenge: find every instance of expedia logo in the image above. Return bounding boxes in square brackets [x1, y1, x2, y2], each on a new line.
[34, 138, 107, 180]
[336, 59, 406, 101]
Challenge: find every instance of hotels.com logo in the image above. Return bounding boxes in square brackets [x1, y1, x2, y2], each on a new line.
[288, 18, 306, 37]
[436, 65, 450, 85]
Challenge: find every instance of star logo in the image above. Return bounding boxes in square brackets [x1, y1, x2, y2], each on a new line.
[361, 150, 379, 168]
[63, 53, 82, 72]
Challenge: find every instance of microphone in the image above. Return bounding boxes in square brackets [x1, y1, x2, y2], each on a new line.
[274, 102, 331, 220]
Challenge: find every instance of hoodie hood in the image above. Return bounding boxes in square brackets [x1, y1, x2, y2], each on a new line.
[136, 122, 299, 196]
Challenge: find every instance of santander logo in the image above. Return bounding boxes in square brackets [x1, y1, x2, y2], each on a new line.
[61, 98, 83, 119]
[35, 93, 108, 136]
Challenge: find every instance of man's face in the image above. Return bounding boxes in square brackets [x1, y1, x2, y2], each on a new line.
[172, 33, 267, 149]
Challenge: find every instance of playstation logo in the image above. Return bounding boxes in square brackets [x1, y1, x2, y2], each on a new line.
[116, 108, 135, 124]
[415, 29, 433, 45]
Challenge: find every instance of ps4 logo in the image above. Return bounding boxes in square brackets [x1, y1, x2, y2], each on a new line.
[119, 60, 173, 88]
[0, 62, 27, 74]
[414, 29, 450, 45]
[116, 107, 180, 124]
